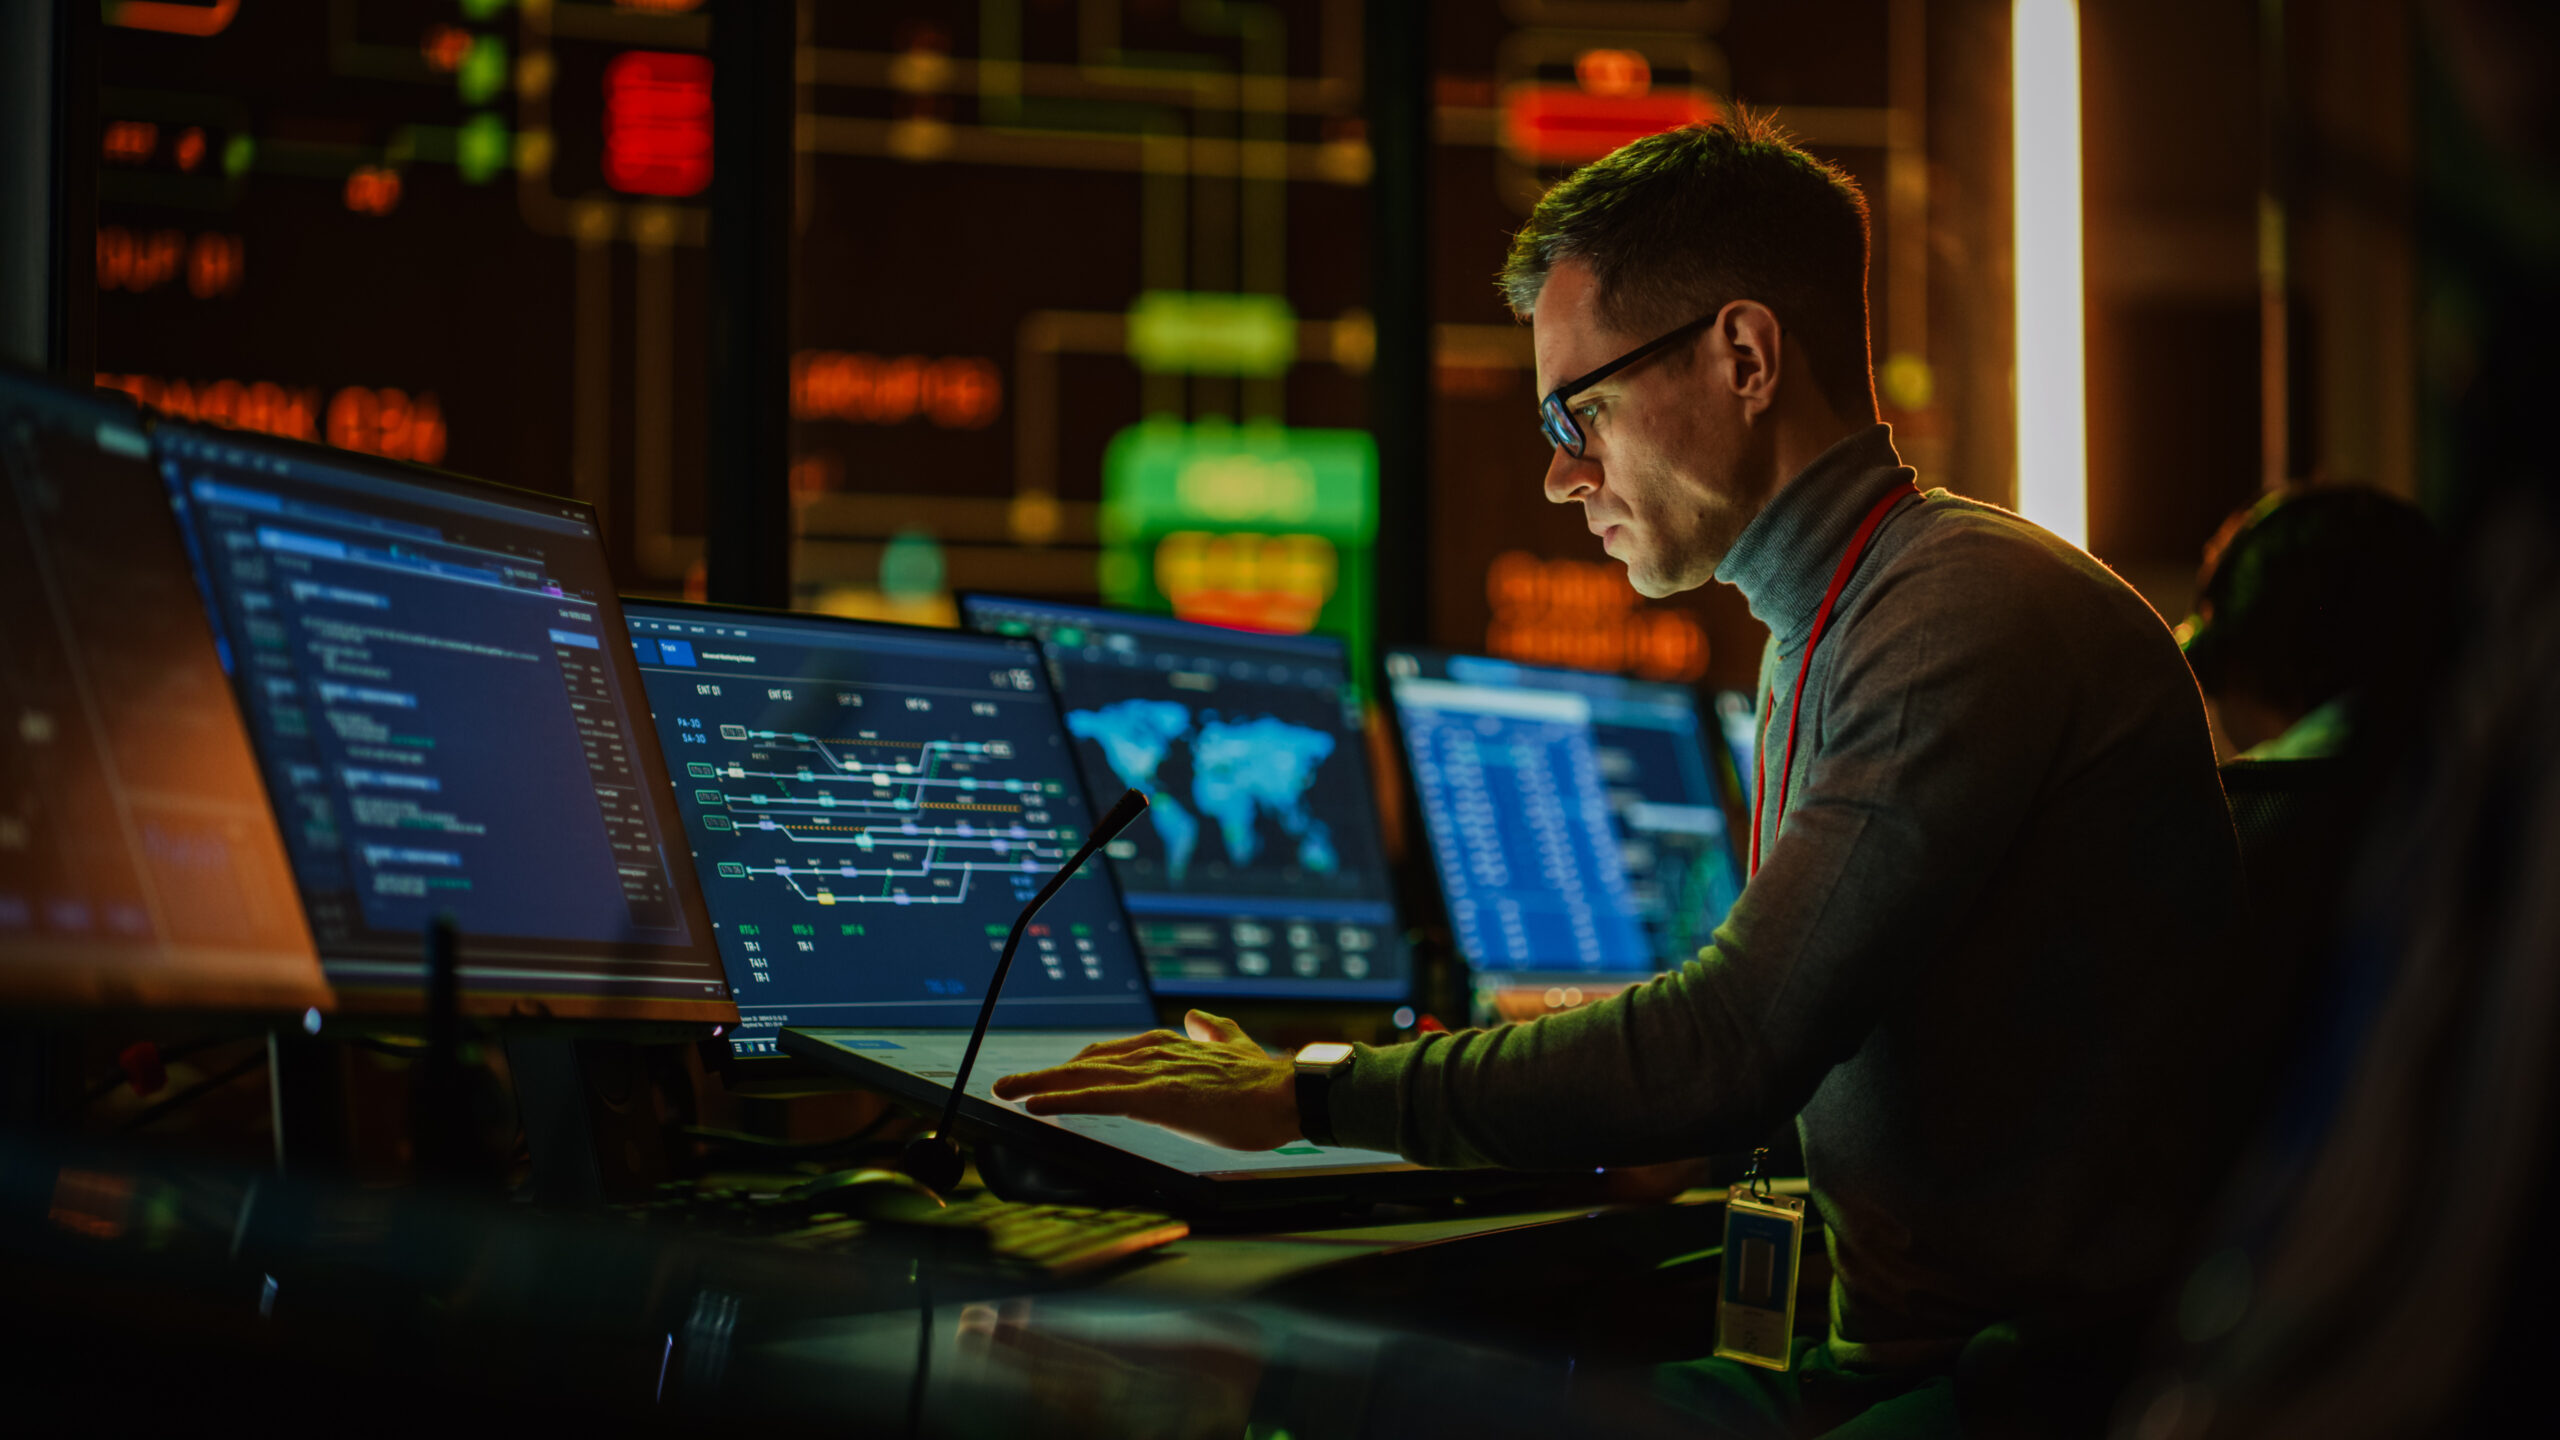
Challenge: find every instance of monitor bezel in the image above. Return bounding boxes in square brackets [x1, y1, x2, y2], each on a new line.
[620, 595, 1163, 1061]
[148, 421, 737, 1030]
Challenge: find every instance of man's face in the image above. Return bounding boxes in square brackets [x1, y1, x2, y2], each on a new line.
[1532, 261, 1774, 598]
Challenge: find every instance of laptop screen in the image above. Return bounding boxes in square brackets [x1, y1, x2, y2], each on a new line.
[0, 373, 328, 1014]
[961, 596, 1410, 1002]
[1386, 650, 1739, 975]
[623, 601, 1157, 1055]
[154, 425, 731, 1023]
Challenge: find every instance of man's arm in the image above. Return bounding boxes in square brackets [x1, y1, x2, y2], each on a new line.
[1000, 526, 2080, 1164]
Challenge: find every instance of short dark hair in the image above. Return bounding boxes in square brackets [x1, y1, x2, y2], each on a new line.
[2180, 485, 2442, 717]
[1500, 112, 1877, 418]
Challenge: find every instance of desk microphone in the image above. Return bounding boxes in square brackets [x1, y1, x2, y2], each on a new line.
[900, 787, 1150, 1194]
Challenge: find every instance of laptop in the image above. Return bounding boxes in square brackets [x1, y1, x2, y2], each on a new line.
[621, 600, 1467, 1213]
[0, 370, 328, 1016]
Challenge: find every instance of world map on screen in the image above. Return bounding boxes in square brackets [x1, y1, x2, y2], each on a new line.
[1067, 699, 1339, 883]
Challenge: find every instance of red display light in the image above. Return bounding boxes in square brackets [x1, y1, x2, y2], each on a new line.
[604, 51, 713, 197]
[1500, 85, 1718, 167]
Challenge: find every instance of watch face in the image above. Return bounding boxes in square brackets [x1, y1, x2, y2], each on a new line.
[1297, 1041, 1355, 1068]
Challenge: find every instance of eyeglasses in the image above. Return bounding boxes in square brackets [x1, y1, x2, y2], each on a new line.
[1537, 313, 1717, 458]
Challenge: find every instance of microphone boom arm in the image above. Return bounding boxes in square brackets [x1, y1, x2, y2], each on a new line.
[903, 788, 1150, 1191]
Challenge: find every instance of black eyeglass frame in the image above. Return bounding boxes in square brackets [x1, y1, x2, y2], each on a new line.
[1537, 312, 1718, 458]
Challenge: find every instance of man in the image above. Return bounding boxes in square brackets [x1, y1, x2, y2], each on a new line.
[997, 116, 2248, 1429]
[2178, 484, 2441, 761]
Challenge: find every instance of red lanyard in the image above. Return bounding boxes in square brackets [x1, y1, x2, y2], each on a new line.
[1749, 486, 1916, 877]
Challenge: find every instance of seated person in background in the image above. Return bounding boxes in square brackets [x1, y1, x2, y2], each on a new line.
[2177, 485, 2442, 761]
[998, 116, 2261, 1435]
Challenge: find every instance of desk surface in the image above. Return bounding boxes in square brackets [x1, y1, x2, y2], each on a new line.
[1, 1138, 1800, 1436]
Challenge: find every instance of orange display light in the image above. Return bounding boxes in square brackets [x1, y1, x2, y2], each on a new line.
[1500, 86, 1716, 167]
[344, 166, 402, 216]
[103, 0, 240, 39]
[95, 227, 243, 298]
[791, 351, 1002, 429]
[186, 232, 244, 297]
[1574, 49, 1652, 98]
[1483, 550, 1708, 682]
[94, 374, 322, 443]
[422, 25, 474, 73]
[95, 227, 184, 293]
[171, 127, 206, 172]
[102, 121, 157, 165]
[327, 387, 447, 465]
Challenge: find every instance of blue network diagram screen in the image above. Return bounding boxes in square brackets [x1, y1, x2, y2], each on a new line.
[1384, 650, 1673, 975]
[963, 597, 1409, 1001]
[624, 602, 1157, 1056]
[155, 426, 731, 1021]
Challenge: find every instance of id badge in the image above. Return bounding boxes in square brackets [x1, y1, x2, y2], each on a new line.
[1714, 1189, 1806, 1371]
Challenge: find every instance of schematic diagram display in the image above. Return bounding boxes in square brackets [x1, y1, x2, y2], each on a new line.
[0, 374, 327, 1013]
[965, 596, 1407, 1000]
[1385, 651, 1651, 975]
[155, 425, 730, 1021]
[625, 603, 1156, 1056]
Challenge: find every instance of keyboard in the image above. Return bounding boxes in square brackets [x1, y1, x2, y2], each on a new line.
[773, 1195, 1190, 1277]
[628, 1182, 1189, 1278]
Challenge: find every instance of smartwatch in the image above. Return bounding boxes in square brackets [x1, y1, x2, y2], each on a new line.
[1292, 1041, 1355, 1148]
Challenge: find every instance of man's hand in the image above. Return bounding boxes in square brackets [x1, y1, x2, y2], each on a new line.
[990, 1010, 1302, 1151]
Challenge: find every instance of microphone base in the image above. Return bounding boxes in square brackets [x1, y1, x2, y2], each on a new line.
[900, 1135, 966, 1196]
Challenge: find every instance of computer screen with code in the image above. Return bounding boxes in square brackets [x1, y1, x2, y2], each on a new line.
[0, 371, 328, 1014]
[624, 601, 1156, 1057]
[1386, 649, 1739, 975]
[155, 425, 730, 1023]
[963, 596, 1410, 1002]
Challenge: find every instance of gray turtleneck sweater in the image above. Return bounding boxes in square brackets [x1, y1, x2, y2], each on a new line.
[1328, 426, 2244, 1368]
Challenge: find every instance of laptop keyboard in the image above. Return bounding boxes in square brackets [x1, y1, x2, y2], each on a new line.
[772, 1195, 1190, 1276]
[631, 1182, 1188, 1277]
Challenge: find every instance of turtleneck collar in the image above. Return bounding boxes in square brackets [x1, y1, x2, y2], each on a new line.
[1713, 423, 1915, 651]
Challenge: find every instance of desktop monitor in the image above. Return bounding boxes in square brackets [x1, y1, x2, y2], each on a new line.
[1384, 649, 1743, 976]
[0, 371, 328, 1013]
[621, 601, 1156, 1058]
[153, 424, 733, 1026]
[961, 597, 1411, 1002]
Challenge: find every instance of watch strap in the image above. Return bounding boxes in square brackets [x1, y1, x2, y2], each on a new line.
[1293, 1066, 1339, 1148]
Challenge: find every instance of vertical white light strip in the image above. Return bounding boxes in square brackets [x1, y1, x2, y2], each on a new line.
[2012, 0, 2088, 547]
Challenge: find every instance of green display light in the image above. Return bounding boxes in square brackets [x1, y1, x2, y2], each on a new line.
[878, 528, 946, 601]
[459, 36, 510, 106]
[456, 112, 510, 183]
[1125, 291, 1297, 377]
[1099, 418, 1378, 686]
[221, 133, 255, 177]
[458, 0, 511, 21]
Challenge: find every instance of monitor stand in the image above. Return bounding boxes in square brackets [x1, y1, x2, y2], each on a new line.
[506, 1036, 673, 1207]
[266, 1028, 348, 1176]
